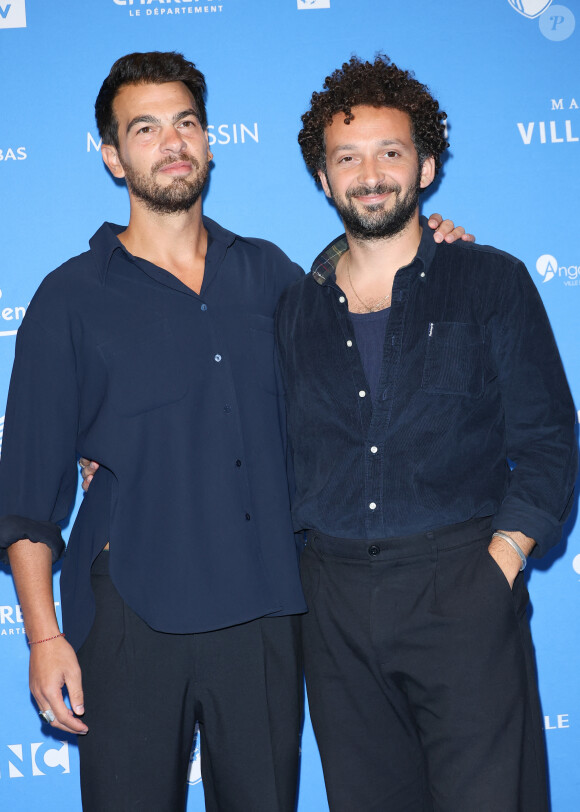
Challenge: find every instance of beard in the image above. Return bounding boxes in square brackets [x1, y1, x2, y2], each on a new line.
[329, 167, 422, 240]
[122, 153, 209, 214]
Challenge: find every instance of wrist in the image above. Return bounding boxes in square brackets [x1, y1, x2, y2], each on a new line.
[491, 532, 527, 571]
[28, 631, 65, 646]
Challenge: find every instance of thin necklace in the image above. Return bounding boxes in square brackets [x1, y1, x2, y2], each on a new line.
[345, 253, 391, 313]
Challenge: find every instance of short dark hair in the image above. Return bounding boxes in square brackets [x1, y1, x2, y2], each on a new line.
[298, 54, 448, 183]
[95, 51, 207, 148]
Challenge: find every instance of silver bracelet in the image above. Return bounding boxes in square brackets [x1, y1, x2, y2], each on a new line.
[492, 532, 527, 571]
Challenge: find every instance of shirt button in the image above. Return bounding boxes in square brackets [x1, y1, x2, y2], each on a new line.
[368, 545, 380, 556]
[369, 502, 377, 510]
[224, 404, 232, 413]
[420, 272, 426, 278]
[245, 513, 251, 521]
[370, 446, 378, 454]
[339, 296, 346, 303]
[359, 390, 366, 398]
[214, 354, 222, 362]
[346, 339, 353, 347]
[201, 303, 208, 311]
[235, 459, 242, 467]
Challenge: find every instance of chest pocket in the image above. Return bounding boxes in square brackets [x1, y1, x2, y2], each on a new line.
[248, 314, 279, 396]
[98, 318, 188, 417]
[421, 322, 484, 398]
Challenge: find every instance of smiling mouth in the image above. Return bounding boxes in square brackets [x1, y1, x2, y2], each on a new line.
[355, 192, 391, 204]
[348, 184, 399, 206]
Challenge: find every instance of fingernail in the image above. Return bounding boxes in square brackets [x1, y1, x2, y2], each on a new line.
[434, 233, 443, 243]
[74, 704, 85, 714]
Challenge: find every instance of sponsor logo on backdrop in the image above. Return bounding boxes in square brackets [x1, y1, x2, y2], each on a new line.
[187, 723, 202, 785]
[297, 0, 331, 9]
[0, 289, 27, 336]
[507, 0, 575, 40]
[88, 122, 258, 152]
[207, 123, 258, 146]
[0, 741, 70, 778]
[0, 147, 26, 161]
[572, 553, 580, 575]
[544, 714, 570, 730]
[517, 96, 578, 146]
[113, 0, 224, 18]
[536, 254, 579, 287]
[508, 0, 553, 18]
[0, 0, 26, 29]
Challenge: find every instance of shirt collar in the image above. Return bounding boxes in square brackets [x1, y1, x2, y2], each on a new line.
[309, 215, 437, 286]
[88, 216, 237, 285]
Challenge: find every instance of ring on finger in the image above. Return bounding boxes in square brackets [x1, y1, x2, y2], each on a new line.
[39, 709, 55, 724]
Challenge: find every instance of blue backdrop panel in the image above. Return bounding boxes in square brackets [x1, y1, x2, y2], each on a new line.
[0, 1, 578, 809]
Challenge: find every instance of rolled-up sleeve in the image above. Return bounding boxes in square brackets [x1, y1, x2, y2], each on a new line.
[491, 261, 578, 556]
[0, 311, 79, 564]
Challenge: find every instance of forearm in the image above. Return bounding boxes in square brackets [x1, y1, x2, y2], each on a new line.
[8, 538, 60, 641]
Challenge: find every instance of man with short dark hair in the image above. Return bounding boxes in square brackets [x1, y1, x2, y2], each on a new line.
[0, 51, 307, 812]
[0, 51, 467, 811]
[276, 55, 577, 811]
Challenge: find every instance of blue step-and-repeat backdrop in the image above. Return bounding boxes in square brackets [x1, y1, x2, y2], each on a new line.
[1, 1, 578, 809]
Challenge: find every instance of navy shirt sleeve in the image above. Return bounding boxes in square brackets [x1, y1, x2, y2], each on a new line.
[489, 258, 577, 555]
[0, 304, 79, 563]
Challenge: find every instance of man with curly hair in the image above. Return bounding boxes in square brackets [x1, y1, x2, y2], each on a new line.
[276, 55, 576, 811]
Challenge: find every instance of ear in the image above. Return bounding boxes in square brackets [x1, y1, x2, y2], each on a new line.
[318, 169, 332, 199]
[204, 130, 213, 163]
[101, 144, 126, 180]
[419, 156, 436, 190]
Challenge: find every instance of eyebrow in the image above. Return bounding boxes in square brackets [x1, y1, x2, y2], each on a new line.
[126, 108, 200, 134]
[332, 138, 408, 152]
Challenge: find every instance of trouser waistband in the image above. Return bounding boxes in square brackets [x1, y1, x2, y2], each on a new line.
[305, 516, 493, 560]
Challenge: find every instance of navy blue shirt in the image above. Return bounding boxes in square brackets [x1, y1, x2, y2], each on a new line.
[276, 223, 577, 555]
[349, 308, 390, 404]
[0, 218, 307, 649]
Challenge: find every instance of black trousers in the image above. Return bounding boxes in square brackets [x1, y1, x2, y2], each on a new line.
[301, 517, 549, 812]
[77, 551, 303, 812]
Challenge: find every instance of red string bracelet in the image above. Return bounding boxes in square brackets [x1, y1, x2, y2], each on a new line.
[28, 632, 65, 646]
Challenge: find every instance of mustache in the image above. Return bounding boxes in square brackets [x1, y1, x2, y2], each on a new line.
[151, 153, 200, 173]
[346, 182, 401, 199]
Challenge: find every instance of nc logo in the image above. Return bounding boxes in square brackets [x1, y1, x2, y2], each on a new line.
[536, 254, 557, 283]
[507, 0, 553, 18]
[1, 741, 70, 778]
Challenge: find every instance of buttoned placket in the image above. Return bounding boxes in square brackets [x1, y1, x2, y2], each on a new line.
[134, 245, 257, 535]
[324, 257, 428, 537]
[365, 261, 428, 535]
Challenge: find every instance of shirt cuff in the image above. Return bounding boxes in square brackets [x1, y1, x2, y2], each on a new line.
[492, 499, 564, 558]
[0, 515, 65, 565]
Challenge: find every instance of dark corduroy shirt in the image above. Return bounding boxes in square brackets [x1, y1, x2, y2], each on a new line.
[0, 218, 307, 649]
[276, 222, 577, 556]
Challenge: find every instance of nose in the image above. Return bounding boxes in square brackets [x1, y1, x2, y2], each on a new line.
[160, 124, 186, 154]
[357, 155, 384, 188]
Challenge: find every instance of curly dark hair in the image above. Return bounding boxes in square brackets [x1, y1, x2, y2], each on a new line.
[95, 51, 207, 149]
[298, 54, 448, 184]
